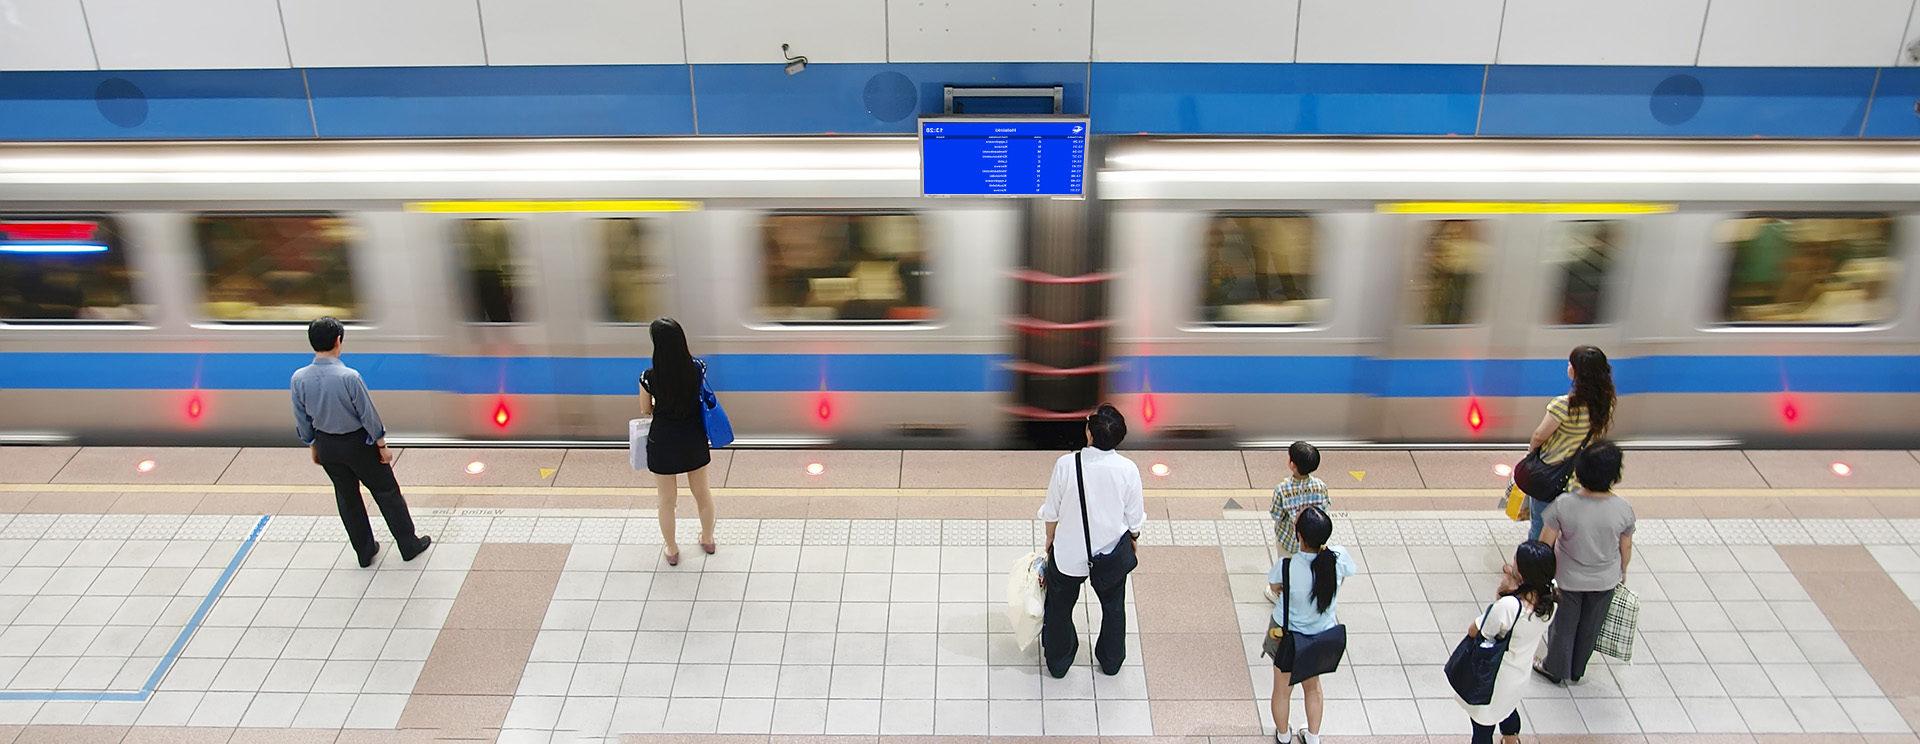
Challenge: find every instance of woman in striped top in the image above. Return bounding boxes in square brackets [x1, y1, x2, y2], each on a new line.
[1524, 345, 1615, 541]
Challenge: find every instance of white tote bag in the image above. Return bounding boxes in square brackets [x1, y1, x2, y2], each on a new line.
[1005, 550, 1047, 651]
[628, 418, 651, 471]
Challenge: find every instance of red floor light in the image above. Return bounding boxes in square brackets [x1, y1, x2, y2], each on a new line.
[1782, 401, 1799, 424]
[493, 401, 511, 429]
[816, 398, 832, 422]
[1141, 394, 1158, 426]
[1467, 400, 1485, 432]
[1831, 462, 1853, 477]
[186, 396, 204, 421]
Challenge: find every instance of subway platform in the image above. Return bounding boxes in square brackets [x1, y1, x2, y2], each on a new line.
[1, 446, 1919, 743]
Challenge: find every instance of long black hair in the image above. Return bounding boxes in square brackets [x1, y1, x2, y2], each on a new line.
[648, 317, 700, 402]
[1506, 540, 1558, 620]
[1568, 345, 1615, 436]
[1295, 506, 1340, 613]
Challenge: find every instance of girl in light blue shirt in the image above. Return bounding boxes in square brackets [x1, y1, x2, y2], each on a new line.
[1266, 507, 1356, 744]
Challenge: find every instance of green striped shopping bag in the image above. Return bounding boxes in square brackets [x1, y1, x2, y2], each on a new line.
[1594, 583, 1639, 662]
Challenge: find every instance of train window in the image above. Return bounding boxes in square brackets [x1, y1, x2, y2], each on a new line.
[457, 219, 525, 323]
[1409, 219, 1487, 326]
[196, 214, 358, 322]
[1548, 221, 1620, 326]
[1720, 215, 1899, 325]
[759, 212, 931, 323]
[1201, 214, 1321, 325]
[0, 218, 142, 323]
[600, 218, 665, 323]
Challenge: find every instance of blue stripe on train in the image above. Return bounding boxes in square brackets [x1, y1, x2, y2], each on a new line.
[0, 352, 1915, 396]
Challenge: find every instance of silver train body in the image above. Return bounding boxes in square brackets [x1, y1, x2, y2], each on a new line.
[0, 138, 1915, 447]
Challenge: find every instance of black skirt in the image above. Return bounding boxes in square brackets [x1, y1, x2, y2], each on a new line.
[642, 368, 712, 476]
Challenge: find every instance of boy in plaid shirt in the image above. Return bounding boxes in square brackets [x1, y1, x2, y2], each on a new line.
[1271, 441, 1329, 552]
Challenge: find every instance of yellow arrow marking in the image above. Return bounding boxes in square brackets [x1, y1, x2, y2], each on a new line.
[1349, 470, 1367, 482]
[538, 468, 557, 479]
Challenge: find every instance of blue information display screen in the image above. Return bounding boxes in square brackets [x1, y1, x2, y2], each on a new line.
[920, 119, 1088, 197]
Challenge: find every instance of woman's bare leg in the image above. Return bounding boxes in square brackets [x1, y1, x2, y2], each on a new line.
[655, 473, 679, 557]
[688, 466, 716, 545]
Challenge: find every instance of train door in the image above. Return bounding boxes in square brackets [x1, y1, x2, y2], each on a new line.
[434, 213, 563, 439]
[570, 212, 678, 439]
[1378, 213, 1511, 441]
[1514, 216, 1633, 436]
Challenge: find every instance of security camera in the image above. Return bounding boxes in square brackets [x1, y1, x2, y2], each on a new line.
[782, 43, 808, 75]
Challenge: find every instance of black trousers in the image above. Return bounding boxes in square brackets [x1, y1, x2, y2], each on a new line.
[1542, 587, 1615, 682]
[1470, 710, 1521, 743]
[313, 430, 423, 562]
[1042, 537, 1136, 678]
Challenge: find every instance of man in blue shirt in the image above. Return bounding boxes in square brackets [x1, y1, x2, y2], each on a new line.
[293, 317, 430, 568]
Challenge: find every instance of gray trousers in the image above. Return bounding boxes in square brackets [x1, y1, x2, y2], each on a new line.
[1542, 587, 1615, 682]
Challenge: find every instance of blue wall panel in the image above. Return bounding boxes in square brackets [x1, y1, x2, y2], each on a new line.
[1863, 69, 1920, 138]
[1479, 66, 1877, 138]
[305, 65, 695, 137]
[1089, 63, 1483, 135]
[691, 63, 1085, 135]
[1, 63, 1918, 140]
[0, 69, 312, 140]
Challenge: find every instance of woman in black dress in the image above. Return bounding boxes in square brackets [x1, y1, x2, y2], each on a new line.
[639, 318, 715, 566]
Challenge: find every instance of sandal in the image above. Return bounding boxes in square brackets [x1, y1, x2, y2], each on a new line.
[662, 547, 680, 567]
[700, 539, 716, 555]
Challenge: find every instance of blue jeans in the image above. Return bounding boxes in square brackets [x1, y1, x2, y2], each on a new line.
[1527, 496, 1550, 541]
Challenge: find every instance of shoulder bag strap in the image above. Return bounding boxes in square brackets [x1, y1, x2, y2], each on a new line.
[1075, 452, 1095, 571]
[1281, 556, 1292, 633]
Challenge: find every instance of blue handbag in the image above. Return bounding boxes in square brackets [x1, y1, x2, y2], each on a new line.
[1446, 599, 1514, 705]
[699, 363, 734, 448]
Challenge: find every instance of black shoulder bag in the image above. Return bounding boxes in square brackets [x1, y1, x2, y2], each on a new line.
[1513, 426, 1595, 503]
[1446, 598, 1517, 705]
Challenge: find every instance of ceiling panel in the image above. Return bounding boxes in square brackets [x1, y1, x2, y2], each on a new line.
[281, 0, 486, 67]
[0, 0, 95, 70]
[84, 0, 289, 69]
[1296, 0, 1503, 64]
[1498, 0, 1708, 65]
[480, 0, 685, 65]
[1698, 0, 1912, 66]
[683, 0, 885, 64]
[889, 0, 1092, 62]
[1093, 0, 1296, 62]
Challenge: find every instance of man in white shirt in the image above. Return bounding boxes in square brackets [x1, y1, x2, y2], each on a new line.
[1039, 405, 1147, 678]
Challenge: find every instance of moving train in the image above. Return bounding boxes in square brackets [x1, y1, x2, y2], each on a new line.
[0, 138, 1914, 448]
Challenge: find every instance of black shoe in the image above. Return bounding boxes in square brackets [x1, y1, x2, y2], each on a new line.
[1099, 661, 1123, 676]
[401, 535, 432, 562]
[1532, 664, 1563, 686]
[358, 543, 380, 568]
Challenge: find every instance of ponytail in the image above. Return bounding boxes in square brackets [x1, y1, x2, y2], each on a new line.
[1309, 549, 1339, 613]
[1294, 506, 1340, 613]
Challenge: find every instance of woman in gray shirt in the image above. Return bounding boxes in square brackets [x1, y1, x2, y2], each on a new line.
[1536, 441, 1634, 685]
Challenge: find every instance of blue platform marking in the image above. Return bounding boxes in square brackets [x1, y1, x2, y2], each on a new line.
[0, 515, 270, 703]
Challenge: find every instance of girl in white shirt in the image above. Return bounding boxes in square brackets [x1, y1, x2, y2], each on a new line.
[1458, 540, 1559, 744]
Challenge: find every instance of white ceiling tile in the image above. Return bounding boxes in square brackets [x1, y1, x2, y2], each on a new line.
[888, 0, 1092, 62]
[1497, 0, 1708, 65]
[83, 0, 288, 69]
[480, 0, 684, 65]
[683, 0, 884, 64]
[1698, 0, 1911, 67]
[0, 0, 95, 70]
[1905, 0, 1920, 65]
[1093, 0, 1296, 62]
[281, 0, 486, 67]
[1296, 0, 1502, 64]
